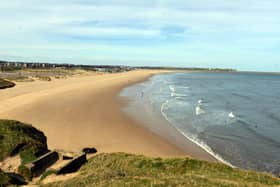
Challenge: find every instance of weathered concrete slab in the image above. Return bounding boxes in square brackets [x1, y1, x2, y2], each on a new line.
[62, 155, 73, 160]
[6, 172, 27, 185]
[57, 154, 87, 175]
[26, 151, 59, 177]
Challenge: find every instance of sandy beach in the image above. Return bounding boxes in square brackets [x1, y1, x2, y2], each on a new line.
[0, 70, 215, 160]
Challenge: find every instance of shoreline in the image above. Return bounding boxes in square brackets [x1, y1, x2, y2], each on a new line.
[0, 70, 214, 160]
[119, 73, 217, 162]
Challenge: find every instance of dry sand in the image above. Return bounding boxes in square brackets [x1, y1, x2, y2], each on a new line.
[0, 70, 215, 160]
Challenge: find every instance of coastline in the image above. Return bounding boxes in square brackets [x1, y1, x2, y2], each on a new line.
[0, 70, 214, 160]
[119, 73, 217, 162]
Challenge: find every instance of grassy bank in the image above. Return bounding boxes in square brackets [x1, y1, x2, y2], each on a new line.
[0, 120, 48, 164]
[0, 68, 88, 83]
[0, 78, 15, 89]
[42, 153, 280, 187]
[0, 120, 49, 185]
[0, 169, 9, 186]
[1, 120, 279, 186]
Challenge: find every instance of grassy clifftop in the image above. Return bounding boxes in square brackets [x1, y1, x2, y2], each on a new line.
[43, 153, 280, 187]
[0, 120, 48, 185]
[0, 120, 279, 186]
[0, 120, 48, 164]
[0, 169, 9, 186]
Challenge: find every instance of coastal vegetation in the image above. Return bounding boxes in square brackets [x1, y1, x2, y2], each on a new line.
[0, 169, 9, 186]
[43, 153, 280, 187]
[0, 120, 48, 165]
[0, 120, 48, 185]
[0, 78, 15, 89]
[0, 120, 279, 186]
[0, 68, 81, 82]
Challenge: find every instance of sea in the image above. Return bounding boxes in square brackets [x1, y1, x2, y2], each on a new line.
[120, 72, 280, 175]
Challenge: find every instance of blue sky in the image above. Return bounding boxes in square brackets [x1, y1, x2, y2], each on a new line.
[0, 0, 280, 71]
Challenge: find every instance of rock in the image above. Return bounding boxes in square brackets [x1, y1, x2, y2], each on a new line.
[0, 79, 15, 89]
[82, 147, 97, 154]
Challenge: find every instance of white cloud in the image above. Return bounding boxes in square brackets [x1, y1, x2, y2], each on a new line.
[57, 27, 160, 38]
[1, 0, 280, 36]
[0, 0, 280, 70]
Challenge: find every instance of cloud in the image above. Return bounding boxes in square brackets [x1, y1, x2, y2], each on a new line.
[56, 27, 160, 38]
[0, 0, 280, 70]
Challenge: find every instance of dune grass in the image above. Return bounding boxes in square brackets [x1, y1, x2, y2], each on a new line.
[42, 153, 280, 187]
[1, 120, 279, 186]
[0, 120, 48, 164]
[0, 169, 9, 186]
[0, 78, 15, 89]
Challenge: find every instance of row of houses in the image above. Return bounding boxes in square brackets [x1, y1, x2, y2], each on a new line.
[0, 60, 134, 73]
[0, 61, 56, 70]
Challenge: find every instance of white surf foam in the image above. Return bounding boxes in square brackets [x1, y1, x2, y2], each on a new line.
[159, 102, 236, 168]
[228, 112, 235, 118]
[178, 130, 236, 168]
[161, 100, 169, 112]
[171, 93, 188, 97]
[176, 86, 190, 89]
[169, 85, 176, 93]
[195, 105, 205, 115]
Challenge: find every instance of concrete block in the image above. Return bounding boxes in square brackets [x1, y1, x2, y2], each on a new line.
[57, 154, 87, 175]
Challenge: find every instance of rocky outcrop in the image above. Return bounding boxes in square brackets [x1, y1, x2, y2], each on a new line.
[82, 147, 97, 154]
[0, 79, 15, 89]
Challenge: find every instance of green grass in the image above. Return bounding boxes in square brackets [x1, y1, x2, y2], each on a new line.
[17, 165, 32, 181]
[42, 153, 280, 187]
[40, 169, 57, 181]
[6, 76, 34, 82]
[0, 169, 9, 186]
[0, 78, 15, 89]
[0, 120, 48, 164]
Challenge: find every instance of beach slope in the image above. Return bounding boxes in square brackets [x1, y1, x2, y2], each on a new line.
[0, 70, 213, 160]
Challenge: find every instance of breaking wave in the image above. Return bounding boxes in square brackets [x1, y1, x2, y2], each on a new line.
[160, 99, 235, 168]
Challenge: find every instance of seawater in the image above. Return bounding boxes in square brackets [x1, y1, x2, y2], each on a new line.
[120, 72, 280, 174]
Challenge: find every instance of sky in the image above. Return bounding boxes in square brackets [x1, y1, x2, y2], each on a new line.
[0, 0, 280, 71]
